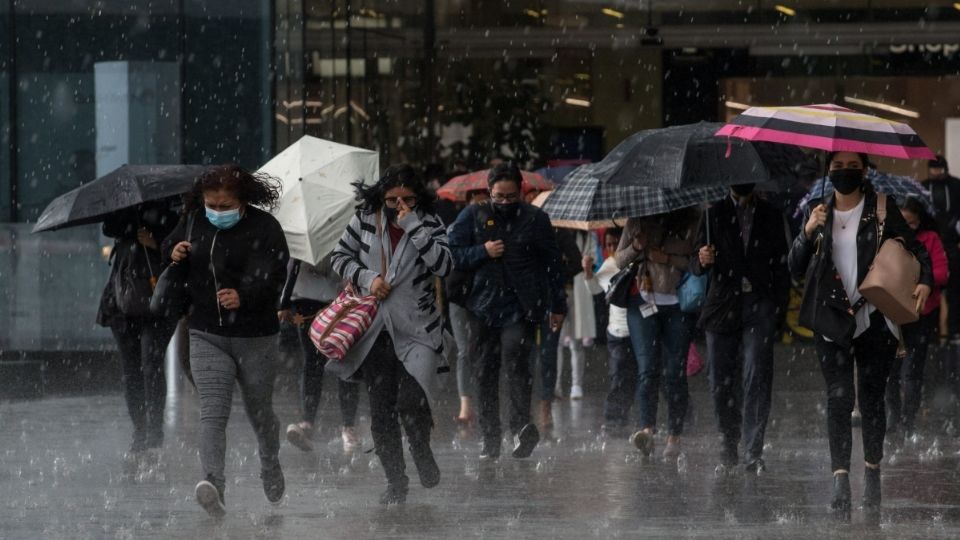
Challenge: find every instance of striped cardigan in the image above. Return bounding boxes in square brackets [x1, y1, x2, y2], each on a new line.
[326, 207, 453, 403]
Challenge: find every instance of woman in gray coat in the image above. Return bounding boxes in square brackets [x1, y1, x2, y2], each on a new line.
[329, 164, 453, 505]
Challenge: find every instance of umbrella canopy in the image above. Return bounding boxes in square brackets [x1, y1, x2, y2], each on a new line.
[716, 104, 936, 160]
[258, 136, 379, 265]
[438, 169, 553, 201]
[539, 162, 727, 230]
[534, 165, 579, 184]
[600, 122, 805, 190]
[796, 169, 934, 216]
[33, 164, 216, 233]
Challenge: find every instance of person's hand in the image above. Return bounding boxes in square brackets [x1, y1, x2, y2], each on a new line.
[371, 277, 392, 300]
[582, 256, 594, 280]
[631, 232, 647, 252]
[397, 198, 413, 221]
[171, 241, 192, 263]
[699, 245, 716, 267]
[278, 309, 294, 323]
[137, 227, 158, 250]
[804, 204, 828, 240]
[647, 247, 669, 265]
[913, 283, 931, 314]
[550, 313, 565, 332]
[217, 288, 240, 310]
[485, 240, 505, 259]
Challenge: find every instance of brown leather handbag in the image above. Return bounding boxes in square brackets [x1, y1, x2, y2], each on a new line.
[858, 194, 921, 325]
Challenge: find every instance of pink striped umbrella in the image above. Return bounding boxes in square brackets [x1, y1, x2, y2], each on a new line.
[437, 169, 553, 202]
[716, 103, 935, 160]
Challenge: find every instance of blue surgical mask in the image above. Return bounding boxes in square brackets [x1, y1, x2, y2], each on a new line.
[205, 207, 242, 230]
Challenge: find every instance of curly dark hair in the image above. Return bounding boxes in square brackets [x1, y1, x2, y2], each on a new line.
[187, 164, 282, 212]
[353, 163, 437, 215]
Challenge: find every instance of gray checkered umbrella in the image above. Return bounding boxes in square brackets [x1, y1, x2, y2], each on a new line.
[538, 162, 727, 229]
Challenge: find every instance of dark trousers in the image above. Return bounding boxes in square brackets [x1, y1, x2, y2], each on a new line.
[815, 312, 897, 472]
[706, 294, 777, 462]
[361, 332, 433, 487]
[947, 257, 960, 337]
[887, 309, 938, 434]
[475, 317, 536, 445]
[536, 315, 561, 402]
[292, 300, 360, 427]
[603, 332, 636, 426]
[626, 298, 693, 436]
[111, 317, 177, 450]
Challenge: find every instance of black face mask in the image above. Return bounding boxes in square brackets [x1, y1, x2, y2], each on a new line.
[731, 183, 755, 197]
[493, 201, 520, 216]
[829, 169, 864, 195]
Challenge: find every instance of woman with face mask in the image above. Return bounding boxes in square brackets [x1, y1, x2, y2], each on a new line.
[162, 165, 290, 517]
[788, 152, 933, 519]
[329, 164, 453, 505]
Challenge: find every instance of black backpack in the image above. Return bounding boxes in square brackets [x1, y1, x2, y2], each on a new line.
[446, 204, 495, 307]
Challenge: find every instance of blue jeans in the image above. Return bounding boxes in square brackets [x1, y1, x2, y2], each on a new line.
[705, 294, 777, 462]
[626, 296, 694, 436]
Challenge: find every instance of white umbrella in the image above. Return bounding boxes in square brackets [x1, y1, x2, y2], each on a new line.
[258, 136, 379, 265]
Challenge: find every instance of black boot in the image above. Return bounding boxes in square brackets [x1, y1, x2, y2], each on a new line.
[863, 467, 882, 511]
[831, 473, 851, 518]
[379, 475, 409, 505]
[409, 439, 440, 488]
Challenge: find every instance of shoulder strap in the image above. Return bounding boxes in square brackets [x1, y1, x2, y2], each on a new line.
[376, 211, 387, 275]
[876, 193, 887, 225]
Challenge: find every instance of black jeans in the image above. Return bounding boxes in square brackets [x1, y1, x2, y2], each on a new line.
[887, 309, 938, 434]
[947, 257, 960, 337]
[475, 317, 536, 445]
[706, 294, 777, 462]
[603, 332, 636, 426]
[111, 316, 177, 450]
[292, 300, 360, 427]
[361, 332, 433, 487]
[815, 312, 897, 472]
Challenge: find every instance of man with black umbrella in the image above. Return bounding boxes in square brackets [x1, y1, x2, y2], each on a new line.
[691, 183, 791, 474]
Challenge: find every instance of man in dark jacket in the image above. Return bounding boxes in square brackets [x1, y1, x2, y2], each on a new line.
[922, 155, 960, 339]
[691, 183, 791, 474]
[448, 163, 567, 460]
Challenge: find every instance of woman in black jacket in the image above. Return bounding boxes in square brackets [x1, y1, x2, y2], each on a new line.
[96, 201, 178, 464]
[789, 151, 932, 518]
[163, 165, 289, 517]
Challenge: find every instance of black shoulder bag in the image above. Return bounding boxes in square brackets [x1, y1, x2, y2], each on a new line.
[150, 211, 197, 319]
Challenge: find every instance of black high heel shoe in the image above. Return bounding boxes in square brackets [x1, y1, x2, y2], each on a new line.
[831, 473, 851, 519]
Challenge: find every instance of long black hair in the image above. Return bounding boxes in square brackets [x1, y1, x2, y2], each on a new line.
[353, 164, 437, 215]
[186, 164, 282, 212]
[900, 196, 938, 233]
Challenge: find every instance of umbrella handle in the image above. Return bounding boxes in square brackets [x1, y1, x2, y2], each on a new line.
[705, 205, 711, 246]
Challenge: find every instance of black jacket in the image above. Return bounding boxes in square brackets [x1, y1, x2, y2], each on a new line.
[448, 201, 567, 326]
[161, 206, 289, 337]
[788, 191, 933, 346]
[921, 175, 960, 260]
[690, 196, 791, 333]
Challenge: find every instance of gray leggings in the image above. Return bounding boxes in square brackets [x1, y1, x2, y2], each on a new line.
[449, 303, 477, 399]
[189, 330, 280, 491]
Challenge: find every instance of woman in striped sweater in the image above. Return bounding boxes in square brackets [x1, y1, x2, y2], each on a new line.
[329, 164, 453, 505]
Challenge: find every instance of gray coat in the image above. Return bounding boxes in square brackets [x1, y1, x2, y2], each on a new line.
[328, 208, 453, 405]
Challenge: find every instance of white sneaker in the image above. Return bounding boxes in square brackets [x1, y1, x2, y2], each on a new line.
[570, 385, 584, 400]
[195, 480, 226, 518]
[286, 422, 314, 452]
[341, 426, 360, 451]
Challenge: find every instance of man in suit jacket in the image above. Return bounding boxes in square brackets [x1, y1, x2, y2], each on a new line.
[691, 183, 791, 475]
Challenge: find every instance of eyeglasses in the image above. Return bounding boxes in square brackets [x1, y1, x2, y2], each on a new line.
[491, 192, 520, 203]
[384, 196, 418, 208]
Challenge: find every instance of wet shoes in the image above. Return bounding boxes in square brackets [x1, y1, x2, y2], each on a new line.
[831, 473, 851, 517]
[410, 443, 440, 488]
[195, 479, 226, 518]
[286, 422, 314, 452]
[379, 476, 409, 505]
[629, 430, 654, 457]
[261, 461, 285, 504]
[480, 439, 501, 461]
[512, 424, 540, 459]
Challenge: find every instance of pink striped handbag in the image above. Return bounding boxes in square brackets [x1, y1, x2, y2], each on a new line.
[309, 212, 387, 360]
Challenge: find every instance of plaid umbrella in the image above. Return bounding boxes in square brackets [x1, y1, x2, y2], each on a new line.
[534, 165, 579, 184]
[796, 169, 934, 217]
[539, 163, 727, 230]
[438, 169, 552, 201]
[716, 104, 936, 160]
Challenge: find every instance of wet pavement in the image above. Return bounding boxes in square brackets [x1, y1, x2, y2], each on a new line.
[3, 342, 960, 539]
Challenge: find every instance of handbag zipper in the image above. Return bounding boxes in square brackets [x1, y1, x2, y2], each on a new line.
[210, 230, 223, 326]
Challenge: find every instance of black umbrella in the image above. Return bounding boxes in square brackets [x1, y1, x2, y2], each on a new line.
[601, 122, 806, 190]
[32, 164, 217, 233]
